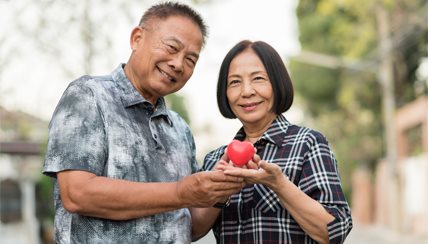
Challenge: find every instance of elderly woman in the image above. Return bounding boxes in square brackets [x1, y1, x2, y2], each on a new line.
[192, 40, 352, 244]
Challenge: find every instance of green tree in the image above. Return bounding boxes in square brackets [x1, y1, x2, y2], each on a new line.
[166, 93, 191, 125]
[291, 0, 427, 195]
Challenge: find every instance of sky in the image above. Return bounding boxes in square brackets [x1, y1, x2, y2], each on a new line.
[0, 0, 301, 159]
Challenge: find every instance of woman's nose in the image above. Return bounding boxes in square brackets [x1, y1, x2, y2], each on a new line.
[241, 82, 255, 96]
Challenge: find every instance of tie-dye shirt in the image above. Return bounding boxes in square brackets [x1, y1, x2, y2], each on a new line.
[43, 64, 199, 244]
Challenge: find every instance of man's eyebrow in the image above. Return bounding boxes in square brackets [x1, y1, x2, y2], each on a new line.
[165, 37, 200, 59]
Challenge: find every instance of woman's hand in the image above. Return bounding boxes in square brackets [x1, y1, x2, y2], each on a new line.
[220, 159, 286, 192]
[216, 148, 259, 170]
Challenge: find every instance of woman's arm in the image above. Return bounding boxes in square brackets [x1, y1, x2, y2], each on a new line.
[221, 161, 334, 244]
[190, 206, 222, 241]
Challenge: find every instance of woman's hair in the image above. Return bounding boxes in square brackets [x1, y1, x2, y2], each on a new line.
[139, 1, 208, 47]
[217, 40, 294, 118]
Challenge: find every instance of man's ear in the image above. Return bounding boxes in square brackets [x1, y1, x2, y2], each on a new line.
[130, 27, 144, 51]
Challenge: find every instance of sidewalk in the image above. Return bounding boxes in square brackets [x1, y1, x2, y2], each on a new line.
[195, 224, 428, 243]
[346, 224, 428, 244]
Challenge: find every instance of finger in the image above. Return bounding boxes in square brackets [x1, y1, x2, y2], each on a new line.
[246, 160, 258, 170]
[210, 170, 244, 182]
[252, 154, 261, 164]
[258, 160, 276, 172]
[221, 149, 230, 162]
[216, 163, 236, 172]
[221, 168, 243, 177]
[223, 168, 258, 178]
[214, 160, 229, 171]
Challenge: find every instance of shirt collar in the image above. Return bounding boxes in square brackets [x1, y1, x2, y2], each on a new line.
[233, 114, 290, 146]
[112, 64, 173, 126]
[112, 64, 147, 107]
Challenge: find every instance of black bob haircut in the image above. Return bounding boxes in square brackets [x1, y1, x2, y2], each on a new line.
[217, 40, 294, 119]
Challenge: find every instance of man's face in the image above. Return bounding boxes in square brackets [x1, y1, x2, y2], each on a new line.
[126, 15, 203, 104]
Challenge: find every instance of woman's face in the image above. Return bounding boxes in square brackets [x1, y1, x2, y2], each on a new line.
[226, 49, 276, 126]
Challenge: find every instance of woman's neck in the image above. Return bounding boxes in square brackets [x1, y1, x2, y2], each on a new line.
[243, 115, 276, 143]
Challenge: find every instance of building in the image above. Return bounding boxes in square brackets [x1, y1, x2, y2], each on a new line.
[0, 106, 50, 244]
[352, 96, 428, 238]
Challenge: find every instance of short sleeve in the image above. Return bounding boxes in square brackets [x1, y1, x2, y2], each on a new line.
[43, 78, 107, 177]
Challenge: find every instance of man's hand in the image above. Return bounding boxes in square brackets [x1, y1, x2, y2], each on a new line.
[176, 170, 244, 207]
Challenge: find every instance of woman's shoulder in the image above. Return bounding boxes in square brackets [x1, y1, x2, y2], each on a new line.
[286, 123, 330, 145]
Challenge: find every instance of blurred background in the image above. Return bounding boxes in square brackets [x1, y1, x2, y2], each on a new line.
[0, 0, 427, 243]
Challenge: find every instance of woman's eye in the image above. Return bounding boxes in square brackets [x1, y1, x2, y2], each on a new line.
[228, 80, 240, 86]
[253, 76, 269, 84]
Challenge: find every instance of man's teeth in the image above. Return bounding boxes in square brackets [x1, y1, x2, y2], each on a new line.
[160, 70, 175, 81]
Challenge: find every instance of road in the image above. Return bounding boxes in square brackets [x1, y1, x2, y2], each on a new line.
[193, 224, 428, 243]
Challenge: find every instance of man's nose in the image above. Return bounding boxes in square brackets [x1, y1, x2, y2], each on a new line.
[168, 54, 184, 73]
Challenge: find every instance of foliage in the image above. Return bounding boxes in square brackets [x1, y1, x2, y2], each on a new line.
[165, 93, 191, 125]
[291, 0, 427, 195]
[35, 174, 54, 221]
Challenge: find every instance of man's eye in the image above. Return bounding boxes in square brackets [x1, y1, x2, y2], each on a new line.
[167, 44, 178, 52]
[186, 57, 196, 66]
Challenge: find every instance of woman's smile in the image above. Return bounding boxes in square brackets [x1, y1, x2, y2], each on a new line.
[240, 101, 263, 111]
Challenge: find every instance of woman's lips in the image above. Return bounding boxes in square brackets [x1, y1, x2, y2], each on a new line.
[240, 101, 262, 111]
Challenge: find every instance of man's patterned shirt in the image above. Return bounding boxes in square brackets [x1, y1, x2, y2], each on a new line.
[43, 64, 198, 244]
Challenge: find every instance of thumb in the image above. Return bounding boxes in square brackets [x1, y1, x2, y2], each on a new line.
[258, 160, 273, 172]
[221, 148, 230, 162]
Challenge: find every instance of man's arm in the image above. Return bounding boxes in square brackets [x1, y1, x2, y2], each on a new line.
[57, 169, 244, 220]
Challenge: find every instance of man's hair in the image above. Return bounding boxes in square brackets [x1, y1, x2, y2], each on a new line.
[139, 1, 208, 47]
[217, 40, 294, 119]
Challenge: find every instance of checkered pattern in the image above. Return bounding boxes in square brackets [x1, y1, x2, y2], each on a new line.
[202, 115, 352, 243]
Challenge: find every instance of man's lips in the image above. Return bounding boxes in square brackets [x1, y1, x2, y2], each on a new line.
[158, 67, 177, 83]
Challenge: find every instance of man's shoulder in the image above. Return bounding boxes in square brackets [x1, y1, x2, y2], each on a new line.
[63, 74, 115, 99]
[69, 74, 112, 88]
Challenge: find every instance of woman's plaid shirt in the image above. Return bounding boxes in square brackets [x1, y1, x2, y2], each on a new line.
[202, 115, 353, 244]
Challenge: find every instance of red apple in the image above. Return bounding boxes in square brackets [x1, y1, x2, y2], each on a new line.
[226, 140, 255, 167]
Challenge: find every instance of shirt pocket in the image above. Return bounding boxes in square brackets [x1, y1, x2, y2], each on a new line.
[252, 184, 283, 213]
